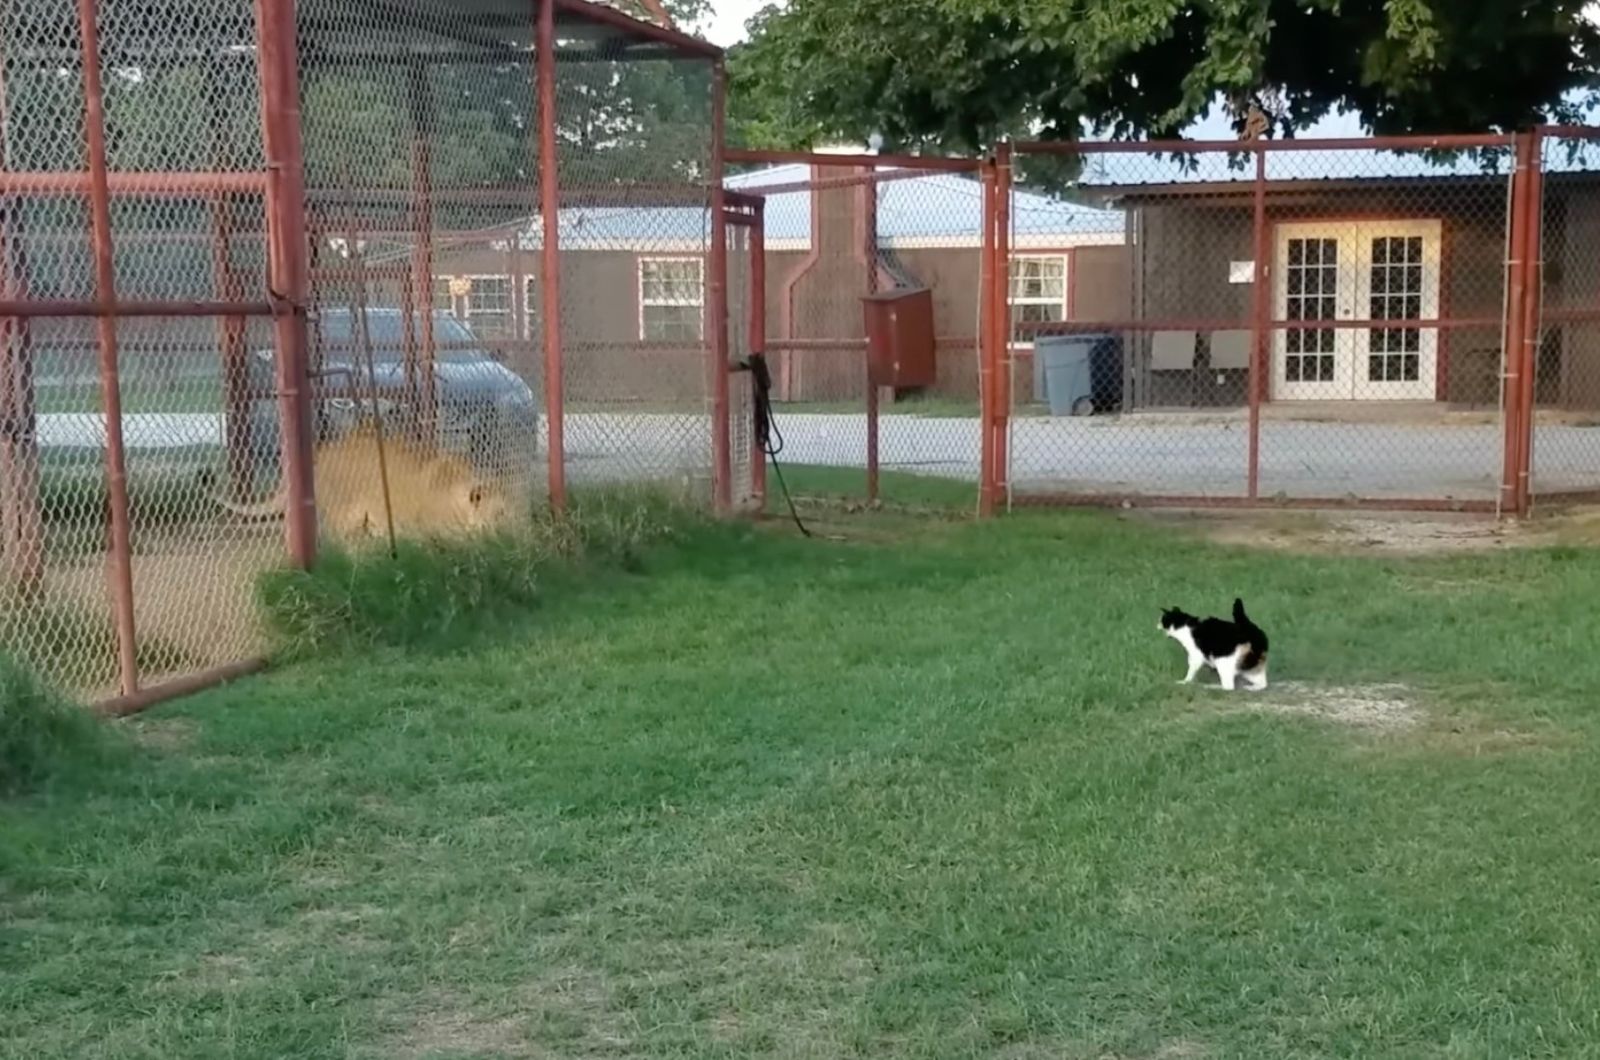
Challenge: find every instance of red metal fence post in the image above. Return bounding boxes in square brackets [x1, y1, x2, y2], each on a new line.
[1501, 131, 1532, 516]
[535, 0, 566, 511]
[978, 159, 998, 516]
[1517, 128, 1545, 515]
[749, 198, 767, 506]
[1247, 144, 1268, 500]
[708, 59, 732, 513]
[863, 160, 879, 503]
[994, 142, 1012, 508]
[75, 0, 140, 694]
[256, 0, 318, 567]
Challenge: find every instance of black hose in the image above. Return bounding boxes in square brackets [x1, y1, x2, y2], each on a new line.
[745, 352, 811, 538]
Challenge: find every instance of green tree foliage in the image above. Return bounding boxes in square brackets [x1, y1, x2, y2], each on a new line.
[729, 0, 1600, 154]
[0, 0, 719, 295]
[2, 0, 717, 192]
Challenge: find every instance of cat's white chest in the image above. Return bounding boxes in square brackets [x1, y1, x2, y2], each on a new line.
[1166, 626, 1203, 659]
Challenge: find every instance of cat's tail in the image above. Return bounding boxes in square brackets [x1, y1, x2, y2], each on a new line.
[1234, 598, 1269, 667]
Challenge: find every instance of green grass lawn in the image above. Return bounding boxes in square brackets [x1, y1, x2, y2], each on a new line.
[6, 508, 1600, 1058]
[772, 463, 981, 512]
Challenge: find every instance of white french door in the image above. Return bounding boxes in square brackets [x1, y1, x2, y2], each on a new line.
[1273, 220, 1442, 401]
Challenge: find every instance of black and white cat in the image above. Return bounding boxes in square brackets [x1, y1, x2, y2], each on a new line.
[1159, 598, 1269, 691]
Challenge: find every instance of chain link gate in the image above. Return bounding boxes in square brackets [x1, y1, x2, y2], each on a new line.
[723, 149, 995, 513]
[0, 0, 727, 707]
[11, 0, 1600, 712]
[1002, 135, 1523, 514]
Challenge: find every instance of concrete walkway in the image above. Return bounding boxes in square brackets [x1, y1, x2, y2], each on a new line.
[31, 410, 1600, 501]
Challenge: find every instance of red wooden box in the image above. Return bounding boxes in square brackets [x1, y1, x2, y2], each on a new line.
[862, 287, 935, 388]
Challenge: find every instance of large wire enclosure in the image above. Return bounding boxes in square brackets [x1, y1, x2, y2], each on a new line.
[0, 0, 724, 704]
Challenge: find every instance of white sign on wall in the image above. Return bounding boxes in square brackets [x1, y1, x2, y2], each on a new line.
[1228, 260, 1256, 284]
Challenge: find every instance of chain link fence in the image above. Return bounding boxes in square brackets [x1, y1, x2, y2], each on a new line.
[0, 0, 723, 705]
[727, 136, 1598, 516]
[720, 158, 995, 511]
[1532, 128, 1600, 505]
[724, 211, 757, 509]
[9, 0, 1600, 707]
[299, 0, 549, 548]
[3, 0, 279, 702]
[550, 45, 722, 504]
[1005, 137, 1519, 511]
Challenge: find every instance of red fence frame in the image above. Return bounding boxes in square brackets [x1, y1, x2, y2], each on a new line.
[1005, 131, 1540, 516]
[722, 132, 1575, 518]
[720, 191, 765, 506]
[0, 0, 725, 712]
[9, 0, 1600, 715]
[725, 148, 993, 510]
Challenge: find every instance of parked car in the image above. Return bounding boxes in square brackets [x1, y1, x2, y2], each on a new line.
[241, 308, 541, 496]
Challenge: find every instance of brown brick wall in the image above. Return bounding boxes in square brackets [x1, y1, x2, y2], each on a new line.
[427, 196, 1132, 407]
[1128, 185, 1528, 407]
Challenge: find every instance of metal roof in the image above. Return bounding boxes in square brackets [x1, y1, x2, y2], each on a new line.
[531, 164, 1125, 251]
[1073, 98, 1600, 193]
[1079, 145, 1519, 192]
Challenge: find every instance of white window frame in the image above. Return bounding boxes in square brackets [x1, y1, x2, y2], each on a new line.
[1272, 220, 1442, 402]
[1008, 254, 1069, 348]
[458, 274, 514, 338]
[637, 256, 705, 343]
[433, 275, 463, 318]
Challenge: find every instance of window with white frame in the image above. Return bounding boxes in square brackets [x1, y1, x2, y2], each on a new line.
[433, 276, 462, 317]
[1009, 255, 1068, 343]
[462, 275, 513, 337]
[639, 257, 704, 342]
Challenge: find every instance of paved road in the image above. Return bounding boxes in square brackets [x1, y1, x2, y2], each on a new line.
[757, 413, 1600, 501]
[32, 410, 1600, 502]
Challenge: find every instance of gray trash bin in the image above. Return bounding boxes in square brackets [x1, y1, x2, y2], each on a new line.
[1036, 334, 1105, 416]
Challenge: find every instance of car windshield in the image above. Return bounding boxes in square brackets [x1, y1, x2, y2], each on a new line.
[315, 311, 485, 363]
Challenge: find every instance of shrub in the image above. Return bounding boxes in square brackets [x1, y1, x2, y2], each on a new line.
[0, 653, 123, 797]
[258, 484, 700, 658]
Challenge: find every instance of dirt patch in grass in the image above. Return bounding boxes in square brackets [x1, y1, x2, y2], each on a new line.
[1148, 510, 1519, 555]
[1146, 505, 1600, 556]
[170, 904, 390, 998]
[1235, 682, 1423, 731]
[387, 991, 536, 1060]
[995, 1037, 1210, 1060]
[189, 953, 261, 992]
[375, 970, 626, 1060]
[1219, 682, 1560, 754]
[1413, 710, 1571, 757]
[126, 716, 198, 752]
[1142, 1042, 1211, 1060]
